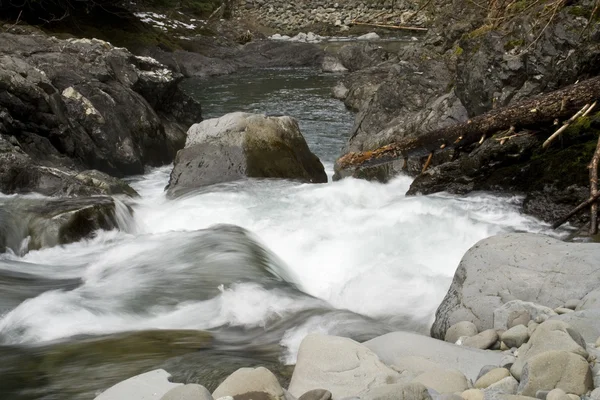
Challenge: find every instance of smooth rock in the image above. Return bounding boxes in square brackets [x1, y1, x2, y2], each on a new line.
[298, 389, 332, 400]
[484, 377, 519, 396]
[446, 322, 479, 344]
[357, 32, 380, 41]
[551, 309, 600, 343]
[564, 300, 580, 310]
[517, 351, 593, 396]
[462, 330, 498, 350]
[95, 369, 182, 400]
[590, 388, 600, 400]
[364, 331, 504, 382]
[358, 382, 432, 400]
[554, 308, 573, 315]
[501, 326, 529, 349]
[322, 55, 348, 72]
[288, 334, 402, 399]
[413, 369, 469, 394]
[167, 112, 327, 197]
[475, 369, 511, 389]
[431, 234, 600, 339]
[577, 289, 600, 311]
[212, 367, 284, 400]
[462, 389, 484, 400]
[162, 384, 213, 400]
[545, 389, 570, 400]
[495, 302, 555, 331]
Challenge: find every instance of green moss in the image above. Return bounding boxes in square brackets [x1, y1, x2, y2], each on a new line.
[504, 38, 525, 51]
[507, 0, 533, 13]
[568, 5, 591, 18]
[454, 46, 464, 56]
[466, 24, 493, 39]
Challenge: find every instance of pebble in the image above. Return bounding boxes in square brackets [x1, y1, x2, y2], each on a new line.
[501, 325, 529, 348]
[462, 329, 498, 350]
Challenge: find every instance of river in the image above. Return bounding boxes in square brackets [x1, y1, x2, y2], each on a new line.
[0, 68, 560, 399]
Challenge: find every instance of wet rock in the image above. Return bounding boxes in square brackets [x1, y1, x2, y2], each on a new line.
[430, 234, 600, 340]
[166, 112, 327, 197]
[336, 43, 395, 73]
[475, 369, 511, 389]
[288, 334, 402, 399]
[212, 367, 284, 400]
[445, 321, 478, 343]
[357, 32, 380, 41]
[517, 351, 592, 396]
[162, 384, 214, 400]
[95, 369, 182, 400]
[364, 331, 503, 382]
[501, 325, 529, 349]
[322, 55, 348, 72]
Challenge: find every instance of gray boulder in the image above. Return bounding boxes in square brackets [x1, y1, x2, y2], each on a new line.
[413, 369, 469, 393]
[576, 289, 600, 311]
[484, 376, 519, 397]
[322, 55, 348, 73]
[364, 331, 503, 382]
[501, 325, 529, 349]
[445, 321, 478, 343]
[551, 310, 600, 343]
[336, 43, 395, 73]
[95, 369, 182, 400]
[288, 334, 402, 399]
[494, 301, 556, 331]
[299, 389, 332, 400]
[431, 234, 600, 340]
[167, 112, 327, 197]
[212, 367, 285, 400]
[358, 382, 432, 400]
[517, 351, 592, 396]
[461, 329, 498, 350]
[162, 384, 213, 400]
[475, 369, 511, 389]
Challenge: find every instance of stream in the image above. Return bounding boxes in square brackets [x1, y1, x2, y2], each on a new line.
[0, 68, 561, 400]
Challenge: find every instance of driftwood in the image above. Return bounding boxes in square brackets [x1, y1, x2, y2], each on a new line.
[590, 133, 600, 234]
[337, 76, 600, 170]
[552, 191, 600, 229]
[350, 21, 429, 31]
[543, 102, 596, 149]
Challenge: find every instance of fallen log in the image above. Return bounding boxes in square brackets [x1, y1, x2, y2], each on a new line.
[337, 75, 600, 171]
[552, 191, 600, 229]
[350, 21, 429, 31]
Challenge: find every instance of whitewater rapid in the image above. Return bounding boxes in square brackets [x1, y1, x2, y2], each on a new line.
[0, 69, 563, 367]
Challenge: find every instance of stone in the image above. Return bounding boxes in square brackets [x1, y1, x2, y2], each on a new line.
[431, 234, 600, 340]
[298, 389, 332, 400]
[554, 308, 573, 315]
[462, 389, 485, 400]
[484, 377, 519, 396]
[494, 302, 555, 331]
[332, 82, 349, 100]
[357, 32, 380, 41]
[577, 289, 600, 311]
[462, 330, 498, 350]
[510, 320, 588, 380]
[551, 309, 600, 343]
[590, 388, 600, 400]
[322, 55, 348, 73]
[528, 322, 539, 337]
[566, 396, 579, 400]
[358, 382, 432, 400]
[95, 369, 182, 400]
[446, 321, 479, 343]
[364, 331, 504, 382]
[564, 300, 580, 310]
[501, 325, 529, 349]
[288, 334, 402, 399]
[212, 367, 284, 400]
[413, 369, 469, 393]
[167, 112, 327, 197]
[545, 389, 570, 400]
[475, 369, 511, 389]
[162, 384, 213, 400]
[517, 351, 593, 396]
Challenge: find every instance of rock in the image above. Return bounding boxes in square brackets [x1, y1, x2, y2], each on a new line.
[332, 82, 349, 100]
[357, 32, 380, 41]
[590, 388, 600, 400]
[0, 196, 132, 254]
[510, 320, 588, 380]
[95, 369, 182, 400]
[212, 367, 284, 400]
[446, 321, 479, 343]
[576, 289, 600, 311]
[495, 302, 544, 330]
[162, 384, 213, 400]
[288, 334, 402, 399]
[431, 234, 600, 340]
[485, 376, 519, 397]
[475, 369, 511, 389]
[364, 331, 504, 382]
[166, 112, 327, 197]
[336, 43, 394, 72]
[413, 369, 469, 393]
[462, 389, 485, 400]
[501, 326, 529, 349]
[0, 34, 189, 179]
[462, 330, 498, 350]
[528, 322, 539, 337]
[298, 389, 332, 400]
[551, 309, 600, 343]
[554, 308, 573, 315]
[358, 382, 432, 400]
[517, 351, 593, 396]
[564, 300, 580, 311]
[322, 55, 348, 73]
[545, 389, 570, 400]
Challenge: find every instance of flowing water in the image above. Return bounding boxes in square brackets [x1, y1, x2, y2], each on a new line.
[0, 68, 562, 399]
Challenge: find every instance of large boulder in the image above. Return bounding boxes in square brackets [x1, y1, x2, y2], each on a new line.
[287, 334, 403, 399]
[363, 331, 504, 382]
[167, 112, 327, 197]
[0, 33, 199, 188]
[95, 369, 182, 400]
[431, 234, 600, 340]
[212, 367, 285, 400]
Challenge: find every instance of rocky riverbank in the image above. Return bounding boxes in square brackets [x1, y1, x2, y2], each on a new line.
[93, 233, 600, 400]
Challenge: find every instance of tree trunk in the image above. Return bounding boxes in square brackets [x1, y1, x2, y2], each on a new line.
[337, 76, 600, 170]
